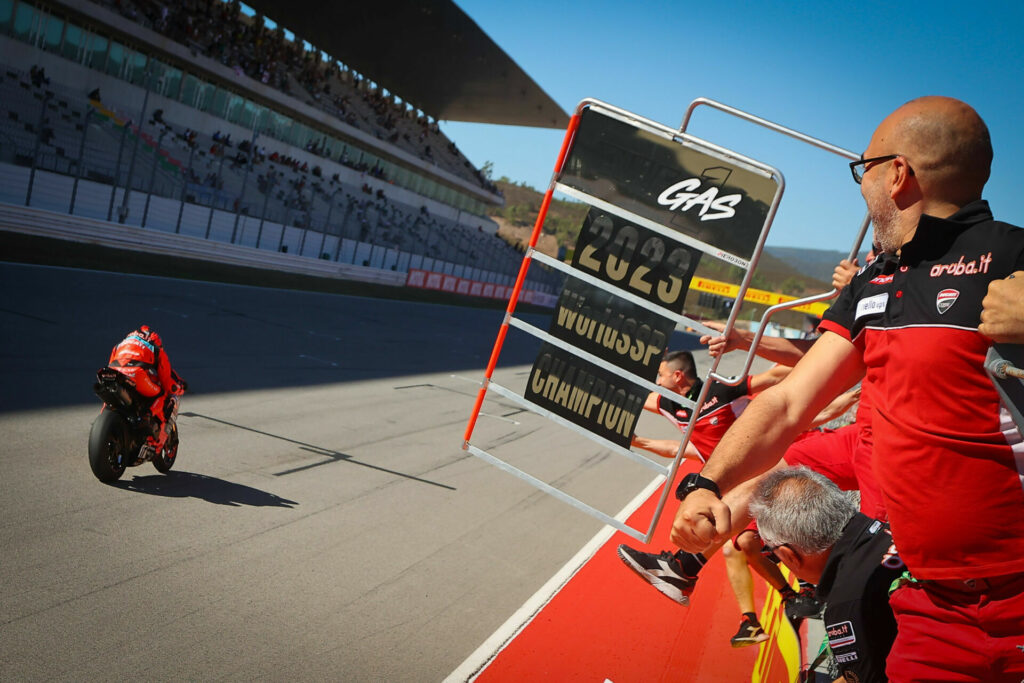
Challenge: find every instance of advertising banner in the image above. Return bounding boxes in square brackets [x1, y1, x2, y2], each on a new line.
[558, 107, 778, 263]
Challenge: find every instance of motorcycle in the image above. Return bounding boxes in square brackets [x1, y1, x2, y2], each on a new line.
[88, 367, 187, 483]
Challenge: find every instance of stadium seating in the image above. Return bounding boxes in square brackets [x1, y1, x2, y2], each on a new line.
[0, 1, 559, 295]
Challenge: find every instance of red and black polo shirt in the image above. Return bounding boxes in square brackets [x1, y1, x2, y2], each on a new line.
[658, 377, 751, 462]
[820, 200, 1024, 580]
[817, 513, 904, 683]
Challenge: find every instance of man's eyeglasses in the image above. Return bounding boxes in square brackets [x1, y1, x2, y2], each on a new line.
[761, 541, 790, 563]
[849, 154, 910, 184]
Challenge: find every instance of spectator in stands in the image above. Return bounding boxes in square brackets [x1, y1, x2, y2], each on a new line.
[751, 466, 901, 683]
[115, 0, 489, 187]
[30, 65, 49, 88]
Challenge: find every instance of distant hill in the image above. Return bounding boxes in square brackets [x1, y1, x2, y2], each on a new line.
[487, 178, 858, 297]
[764, 246, 870, 283]
[490, 178, 590, 256]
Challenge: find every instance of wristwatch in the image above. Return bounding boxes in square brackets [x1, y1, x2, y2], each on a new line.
[675, 472, 721, 501]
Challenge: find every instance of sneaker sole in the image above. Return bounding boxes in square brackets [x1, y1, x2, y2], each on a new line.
[615, 547, 691, 606]
[730, 633, 769, 648]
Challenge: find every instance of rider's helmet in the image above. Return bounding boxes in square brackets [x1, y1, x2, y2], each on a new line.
[135, 325, 163, 348]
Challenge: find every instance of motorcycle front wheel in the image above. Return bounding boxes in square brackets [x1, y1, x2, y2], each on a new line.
[152, 421, 178, 474]
[88, 409, 128, 483]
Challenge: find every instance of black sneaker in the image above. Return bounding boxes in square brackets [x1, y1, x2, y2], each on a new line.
[730, 615, 769, 648]
[616, 545, 697, 605]
[784, 585, 823, 621]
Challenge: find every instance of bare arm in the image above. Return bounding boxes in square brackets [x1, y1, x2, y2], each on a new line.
[809, 386, 861, 427]
[699, 321, 816, 366]
[631, 435, 703, 461]
[669, 332, 866, 550]
[747, 364, 791, 394]
[701, 257, 856, 362]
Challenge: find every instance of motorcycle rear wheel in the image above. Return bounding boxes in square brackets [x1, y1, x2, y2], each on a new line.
[152, 422, 178, 474]
[88, 409, 128, 483]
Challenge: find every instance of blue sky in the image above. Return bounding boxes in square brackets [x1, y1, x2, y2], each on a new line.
[441, 0, 1024, 252]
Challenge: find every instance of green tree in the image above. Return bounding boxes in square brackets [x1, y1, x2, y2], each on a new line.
[780, 276, 805, 295]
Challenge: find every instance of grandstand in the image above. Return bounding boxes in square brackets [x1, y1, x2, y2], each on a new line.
[0, 0, 567, 295]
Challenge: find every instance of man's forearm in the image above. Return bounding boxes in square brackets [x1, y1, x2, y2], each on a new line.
[702, 334, 863, 492]
[744, 333, 816, 367]
[699, 388, 807, 493]
[632, 435, 701, 461]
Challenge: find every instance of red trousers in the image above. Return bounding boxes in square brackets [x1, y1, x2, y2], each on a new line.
[887, 572, 1024, 682]
[782, 424, 887, 520]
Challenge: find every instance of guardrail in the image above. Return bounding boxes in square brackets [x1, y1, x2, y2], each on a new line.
[0, 202, 407, 286]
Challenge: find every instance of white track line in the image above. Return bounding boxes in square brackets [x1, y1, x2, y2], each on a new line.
[478, 412, 520, 425]
[443, 475, 666, 683]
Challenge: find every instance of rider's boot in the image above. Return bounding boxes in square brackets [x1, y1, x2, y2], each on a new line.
[148, 419, 169, 450]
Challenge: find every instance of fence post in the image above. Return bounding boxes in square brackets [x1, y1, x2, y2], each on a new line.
[175, 142, 196, 234]
[106, 125, 129, 222]
[204, 148, 227, 238]
[230, 128, 259, 244]
[278, 183, 297, 252]
[68, 107, 94, 215]
[141, 127, 168, 227]
[118, 61, 154, 224]
[319, 189, 341, 259]
[24, 91, 52, 207]
[255, 169, 275, 249]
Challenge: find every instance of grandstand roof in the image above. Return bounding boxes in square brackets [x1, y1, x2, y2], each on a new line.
[243, 0, 569, 130]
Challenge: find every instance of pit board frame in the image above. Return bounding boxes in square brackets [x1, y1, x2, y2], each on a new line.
[462, 97, 870, 543]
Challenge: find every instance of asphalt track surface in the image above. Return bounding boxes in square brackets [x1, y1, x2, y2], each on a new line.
[0, 261, 716, 681]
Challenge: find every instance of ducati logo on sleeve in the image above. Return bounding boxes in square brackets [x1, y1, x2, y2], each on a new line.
[936, 289, 959, 314]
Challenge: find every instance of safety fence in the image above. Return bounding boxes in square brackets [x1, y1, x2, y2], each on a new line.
[0, 161, 560, 297]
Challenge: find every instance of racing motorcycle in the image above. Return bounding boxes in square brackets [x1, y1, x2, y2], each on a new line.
[88, 367, 187, 483]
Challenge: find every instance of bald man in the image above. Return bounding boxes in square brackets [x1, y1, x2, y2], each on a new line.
[669, 96, 1024, 682]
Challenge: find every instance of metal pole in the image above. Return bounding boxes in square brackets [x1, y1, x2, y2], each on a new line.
[118, 61, 154, 223]
[298, 215, 309, 255]
[25, 91, 52, 207]
[175, 143, 196, 234]
[141, 128, 168, 227]
[69, 107, 94, 214]
[106, 125, 129, 222]
[319, 190, 340, 258]
[204, 149, 227, 238]
[324, 191, 335, 229]
[342, 203, 354, 239]
[278, 184, 296, 252]
[231, 129, 259, 243]
[256, 169, 275, 249]
[333, 201, 352, 262]
[317, 223, 329, 259]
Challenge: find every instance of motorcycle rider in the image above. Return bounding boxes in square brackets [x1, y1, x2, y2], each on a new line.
[107, 325, 180, 453]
